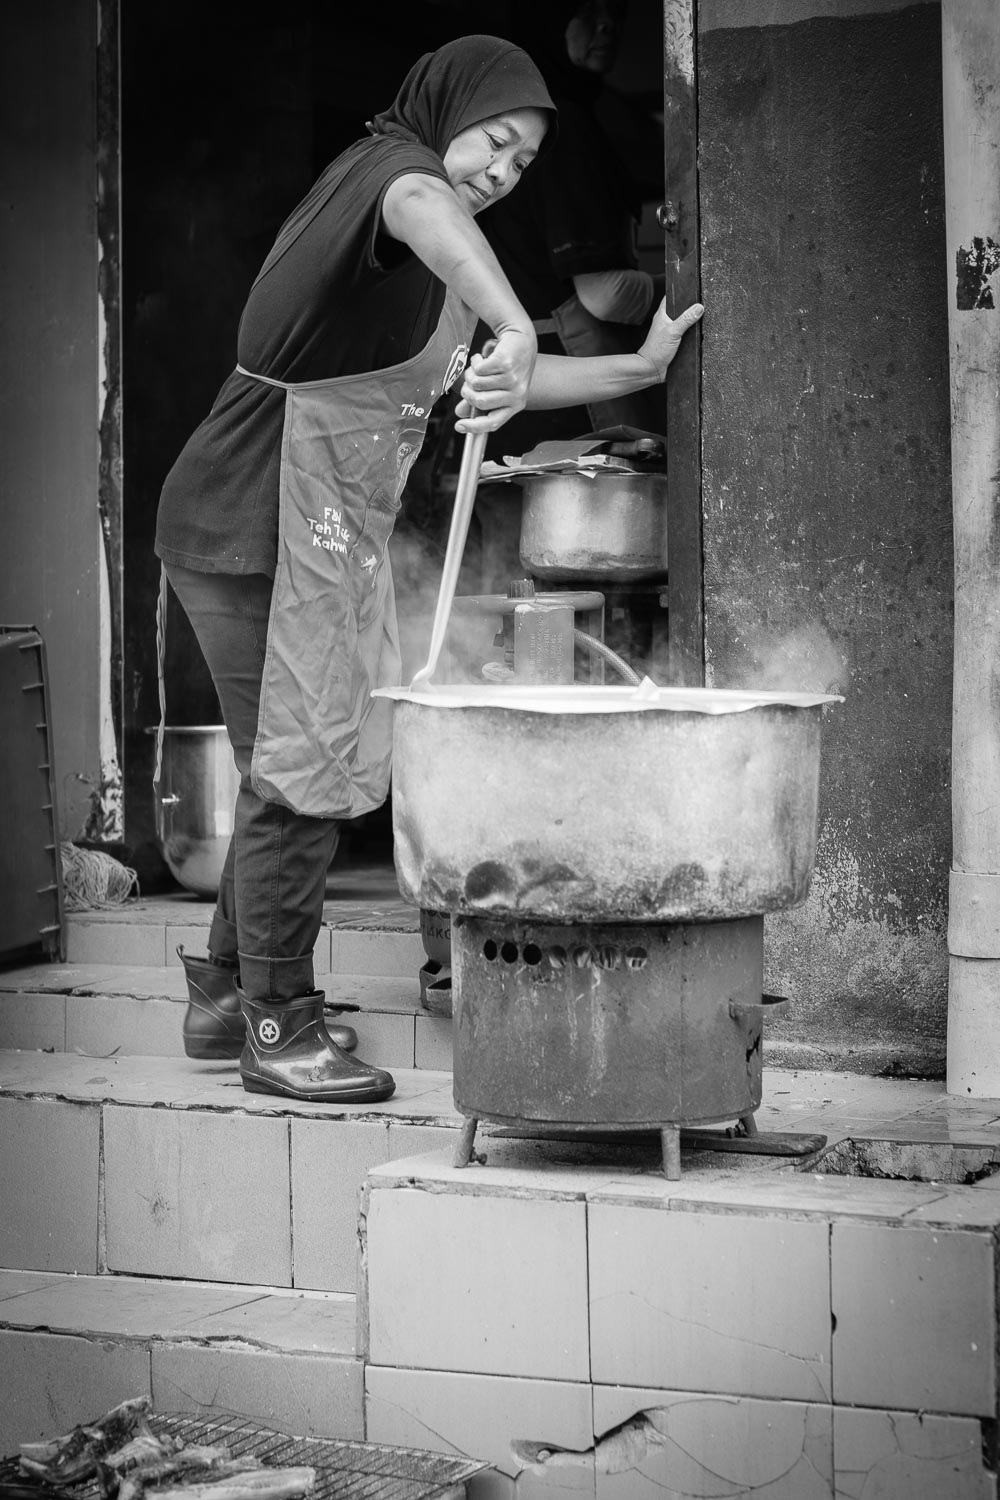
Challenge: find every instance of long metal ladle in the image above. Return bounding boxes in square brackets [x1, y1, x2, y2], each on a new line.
[410, 347, 494, 689]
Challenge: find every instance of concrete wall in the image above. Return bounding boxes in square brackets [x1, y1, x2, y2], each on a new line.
[698, 0, 952, 1073]
[0, 4, 107, 839]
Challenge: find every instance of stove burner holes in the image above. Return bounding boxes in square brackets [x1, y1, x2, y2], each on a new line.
[478, 937, 649, 973]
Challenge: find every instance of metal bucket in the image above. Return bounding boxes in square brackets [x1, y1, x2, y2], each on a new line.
[519, 470, 669, 581]
[376, 683, 842, 923]
[153, 726, 239, 896]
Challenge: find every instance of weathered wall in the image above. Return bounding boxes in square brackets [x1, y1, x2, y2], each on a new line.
[698, 0, 952, 1073]
[0, 4, 105, 838]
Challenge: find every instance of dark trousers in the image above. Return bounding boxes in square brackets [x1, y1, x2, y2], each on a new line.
[165, 564, 340, 1002]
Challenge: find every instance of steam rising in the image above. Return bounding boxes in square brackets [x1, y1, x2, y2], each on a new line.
[713, 621, 848, 696]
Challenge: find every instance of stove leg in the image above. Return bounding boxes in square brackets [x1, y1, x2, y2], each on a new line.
[738, 1112, 759, 1139]
[453, 1115, 480, 1168]
[660, 1125, 682, 1180]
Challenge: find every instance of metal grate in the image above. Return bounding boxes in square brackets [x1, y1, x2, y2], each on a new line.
[3, 1413, 485, 1500]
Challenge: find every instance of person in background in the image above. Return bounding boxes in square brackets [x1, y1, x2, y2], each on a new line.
[156, 34, 702, 1107]
[481, 0, 666, 451]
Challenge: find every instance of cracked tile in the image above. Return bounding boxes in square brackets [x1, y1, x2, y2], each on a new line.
[834, 1406, 995, 1499]
[366, 1366, 594, 1495]
[589, 1204, 832, 1401]
[152, 1343, 363, 1440]
[593, 1386, 833, 1499]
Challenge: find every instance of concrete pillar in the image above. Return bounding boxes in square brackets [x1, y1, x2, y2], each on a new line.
[944, 0, 1000, 1094]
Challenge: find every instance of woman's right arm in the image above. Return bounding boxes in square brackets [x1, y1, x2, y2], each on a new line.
[381, 173, 537, 429]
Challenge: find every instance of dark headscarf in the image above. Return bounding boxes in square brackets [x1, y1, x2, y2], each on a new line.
[254, 36, 554, 286]
[367, 34, 556, 156]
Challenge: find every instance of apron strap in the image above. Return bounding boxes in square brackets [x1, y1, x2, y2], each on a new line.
[236, 363, 292, 390]
[153, 563, 168, 787]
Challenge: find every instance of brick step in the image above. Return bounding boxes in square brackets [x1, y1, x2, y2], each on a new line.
[0, 1268, 361, 1453]
[0, 963, 452, 1073]
[0, 1049, 460, 1297]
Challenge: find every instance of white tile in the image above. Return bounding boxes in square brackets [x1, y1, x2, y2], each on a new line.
[589, 1204, 832, 1401]
[291, 1117, 391, 1292]
[0, 1330, 150, 1452]
[414, 1013, 454, 1070]
[832, 1221, 995, 1415]
[349, 1009, 416, 1069]
[365, 1185, 589, 1379]
[103, 1103, 292, 1286]
[329, 928, 425, 977]
[0, 1096, 100, 1273]
[66, 994, 186, 1057]
[67, 921, 166, 966]
[0, 991, 65, 1050]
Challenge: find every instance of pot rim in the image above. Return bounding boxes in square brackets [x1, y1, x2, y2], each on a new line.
[143, 724, 230, 735]
[375, 683, 843, 715]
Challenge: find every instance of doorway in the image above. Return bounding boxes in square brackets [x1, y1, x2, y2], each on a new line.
[119, 0, 669, 888]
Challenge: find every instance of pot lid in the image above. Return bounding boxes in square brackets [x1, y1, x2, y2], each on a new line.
[374, 681, 843, 715]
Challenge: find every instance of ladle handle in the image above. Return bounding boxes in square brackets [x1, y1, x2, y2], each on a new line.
[410, 342, 495, 688]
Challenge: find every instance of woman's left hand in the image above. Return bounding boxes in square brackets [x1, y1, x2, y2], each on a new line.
[638, 298, 705, 379]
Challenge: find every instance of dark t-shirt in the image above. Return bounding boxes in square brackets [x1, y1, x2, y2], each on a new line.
[155, 137, 451, 576]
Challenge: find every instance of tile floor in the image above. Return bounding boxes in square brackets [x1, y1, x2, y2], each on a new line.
[3, 877, 1000, 1496]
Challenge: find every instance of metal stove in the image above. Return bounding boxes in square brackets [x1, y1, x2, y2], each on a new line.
[449, 912, 792, 1177]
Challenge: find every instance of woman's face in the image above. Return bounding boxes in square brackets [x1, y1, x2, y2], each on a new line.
[565, 0, 626, 74]
[443, 107, 549, 216]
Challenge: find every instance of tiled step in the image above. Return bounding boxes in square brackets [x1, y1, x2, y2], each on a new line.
[360, 1136, 1000, 1498]
[62, 896, 426, 977]
[0, 1050, 460, 1297]
[0, 1268, 361, 1453]
[0, 963, 452, 1073]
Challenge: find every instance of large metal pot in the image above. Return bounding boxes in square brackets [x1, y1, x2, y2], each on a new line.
[519, 470, 669, 581]
[377, 683, 841, 923]
[153, 726, 239, 896]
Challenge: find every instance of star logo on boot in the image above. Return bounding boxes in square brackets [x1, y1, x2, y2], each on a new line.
[258, 1018, 280, 1044]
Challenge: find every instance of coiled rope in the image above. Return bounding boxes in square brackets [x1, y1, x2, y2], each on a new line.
[60, 843, 139, 910]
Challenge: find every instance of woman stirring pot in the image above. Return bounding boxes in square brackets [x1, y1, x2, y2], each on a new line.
[156, 34, 703, 1105]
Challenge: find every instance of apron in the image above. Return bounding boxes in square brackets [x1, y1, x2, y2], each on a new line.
[240, 290, 474, 819]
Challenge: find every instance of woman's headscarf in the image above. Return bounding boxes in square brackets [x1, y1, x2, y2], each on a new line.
[253, 36, 555, 287]
[367, 34, 556, 157]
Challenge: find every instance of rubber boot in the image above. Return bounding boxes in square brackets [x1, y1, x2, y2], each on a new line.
[238, 989, 395, 1103]
[178, 947, 358, 1058]
[179, 947, 244, 1060]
